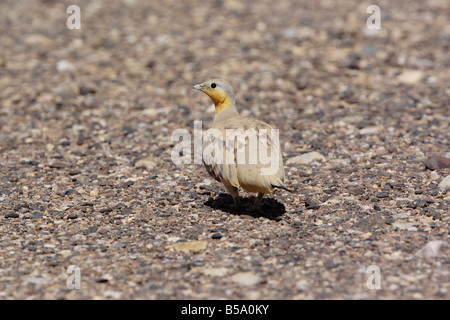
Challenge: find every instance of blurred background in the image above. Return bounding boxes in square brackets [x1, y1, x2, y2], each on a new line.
[1, 0, 449, 154]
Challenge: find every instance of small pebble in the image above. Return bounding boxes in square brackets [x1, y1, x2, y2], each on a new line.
[211, 232, 222, 239]
[376, 192, 389, 198]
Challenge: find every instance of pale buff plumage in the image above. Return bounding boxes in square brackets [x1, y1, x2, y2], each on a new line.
[193, 79, 289, 211]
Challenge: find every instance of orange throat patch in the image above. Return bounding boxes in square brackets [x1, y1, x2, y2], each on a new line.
[204, 89, 234, 116]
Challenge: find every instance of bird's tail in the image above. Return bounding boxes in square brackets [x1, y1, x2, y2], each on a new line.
[271, 184, 293, 193]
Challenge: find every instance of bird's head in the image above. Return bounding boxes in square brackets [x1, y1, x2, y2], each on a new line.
[193, 79, 236, 117]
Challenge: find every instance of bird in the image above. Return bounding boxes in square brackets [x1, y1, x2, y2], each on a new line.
[193, 79, 289, 211]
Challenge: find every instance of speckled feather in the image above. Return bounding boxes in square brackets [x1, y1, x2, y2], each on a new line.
[204, 112, 286, 194]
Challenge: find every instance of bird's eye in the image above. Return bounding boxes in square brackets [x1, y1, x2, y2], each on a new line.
[210, 83, 217, 89]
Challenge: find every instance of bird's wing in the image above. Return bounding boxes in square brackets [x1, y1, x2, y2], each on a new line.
[202, 125, 239, 187]
[206, 115, 286, 193]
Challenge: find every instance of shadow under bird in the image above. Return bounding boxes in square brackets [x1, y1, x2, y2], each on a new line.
[193, 79, 291, 212]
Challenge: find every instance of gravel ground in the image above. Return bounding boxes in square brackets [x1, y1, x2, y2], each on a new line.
[0, 0, 449, 300]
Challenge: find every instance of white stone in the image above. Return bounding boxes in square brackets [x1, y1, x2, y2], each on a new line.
[201, 267, 229, 277]
[438, 175, 450, 191]
[287, 152, 325, 165]
[359, 126, 381, 135]
[103, 291, 122, 299]
[392, 221, 417, 231]
[56, 60, 75, 73]
[135, 158, 156, 170]
[23, 277, 52, 285]
[398, 70, 424, 84]
[230, 272, 261, 286]
[416, 240, 449, 259]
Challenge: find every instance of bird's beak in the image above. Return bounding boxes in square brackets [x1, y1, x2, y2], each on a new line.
[193, 84, 203, 90]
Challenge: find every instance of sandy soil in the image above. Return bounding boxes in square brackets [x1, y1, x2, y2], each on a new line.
[0, 0, 449, 299]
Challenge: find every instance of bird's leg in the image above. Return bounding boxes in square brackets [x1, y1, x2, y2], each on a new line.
[225, 185, 240, 210]
[253, 192, 265, 212]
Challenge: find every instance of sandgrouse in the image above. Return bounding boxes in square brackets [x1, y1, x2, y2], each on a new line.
[193, 79, 289, 211]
